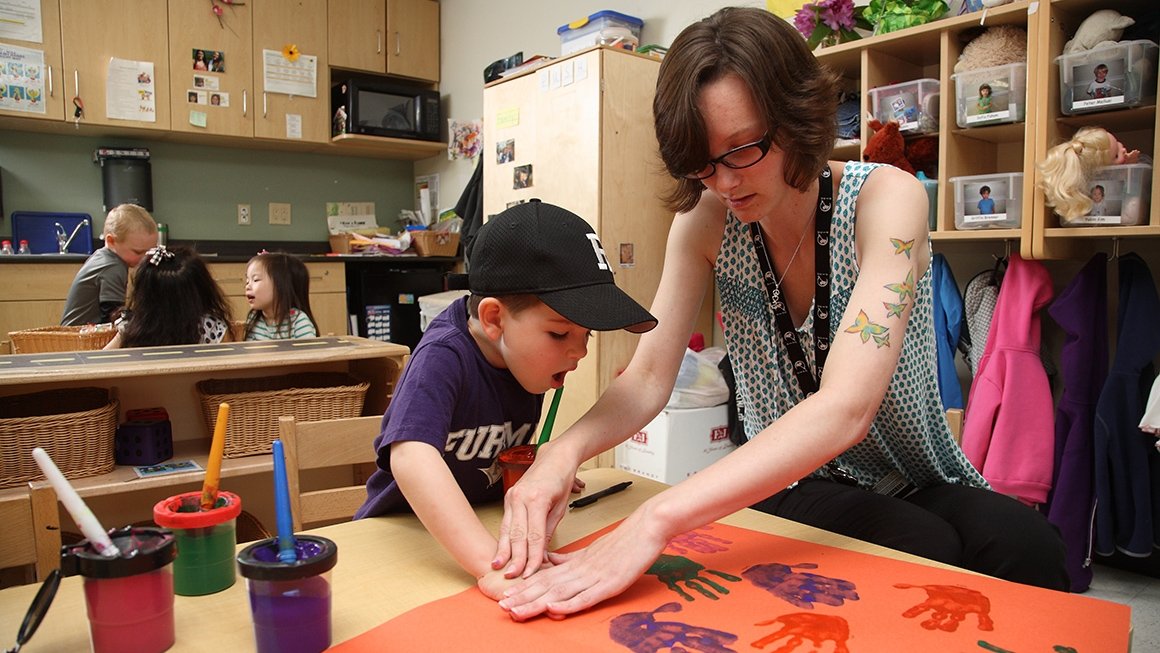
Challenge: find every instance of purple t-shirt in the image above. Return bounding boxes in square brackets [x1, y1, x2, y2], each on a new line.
[354, 296, 542, 518]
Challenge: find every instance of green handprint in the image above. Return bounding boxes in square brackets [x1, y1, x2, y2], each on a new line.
[646, 554, 742, 601]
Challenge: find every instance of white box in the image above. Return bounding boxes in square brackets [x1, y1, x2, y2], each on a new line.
[615, 404, 735, 485]
[950, 172, 1023, 230]
[418, 290, 469, 332]
[558, 10, 643, 56]
[952, 62, 1026, 128]
[868, 78, 940, 134]
[1058, 163, 1152, 227]
[1056, 40, 1159, 115]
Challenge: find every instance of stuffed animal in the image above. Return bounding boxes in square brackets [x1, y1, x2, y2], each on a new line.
[906, 136, 939, 177]
[1062, 9, 1135, 54]
[954, 25, 1027, 73]
[863, 119, 915, 175]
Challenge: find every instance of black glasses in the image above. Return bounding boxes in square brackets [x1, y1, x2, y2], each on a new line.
[681, 133, 772, 180]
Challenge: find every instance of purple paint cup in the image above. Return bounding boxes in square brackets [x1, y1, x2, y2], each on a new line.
[236, 535, 338, 653]
[61, 527, 177, 653]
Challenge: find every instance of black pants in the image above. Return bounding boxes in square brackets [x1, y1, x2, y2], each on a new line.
[751, 479, 1071, 592]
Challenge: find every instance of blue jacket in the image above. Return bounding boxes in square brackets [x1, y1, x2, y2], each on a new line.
[931, 254, 964, 410]
[1045, 253, 1108, 591]
[1094, 253, 1160, 557]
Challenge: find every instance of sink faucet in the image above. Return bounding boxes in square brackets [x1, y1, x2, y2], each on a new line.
[55, 218, 91, 254]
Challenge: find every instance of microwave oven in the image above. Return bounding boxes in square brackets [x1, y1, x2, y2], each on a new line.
[332, 77, 441, 141]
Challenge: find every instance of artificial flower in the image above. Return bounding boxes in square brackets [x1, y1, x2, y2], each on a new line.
[792, 0, 872, 49]
[282, 44, 300, 62]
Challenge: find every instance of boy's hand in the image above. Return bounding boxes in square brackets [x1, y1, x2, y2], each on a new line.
[476, 558, 552, 601]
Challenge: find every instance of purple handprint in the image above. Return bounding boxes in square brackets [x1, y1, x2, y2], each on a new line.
[742, 562, 859, 609]
[668, 526, 733, 556]
[609, 602, 739, 653]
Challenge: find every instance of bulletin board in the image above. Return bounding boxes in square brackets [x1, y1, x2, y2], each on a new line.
[330, 521, 1130, 652]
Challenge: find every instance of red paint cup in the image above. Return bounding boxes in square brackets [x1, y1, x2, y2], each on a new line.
[61, 526, 177, 653]
[497, 444, 536, 493]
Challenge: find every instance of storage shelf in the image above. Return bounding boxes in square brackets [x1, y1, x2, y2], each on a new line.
[932, 229, 1022, 241]
[950, 122, 1030, 144]
[328, 134, 445, 159]
[1045, 225, 1160, 238]
[1056, 105, 1156, 134]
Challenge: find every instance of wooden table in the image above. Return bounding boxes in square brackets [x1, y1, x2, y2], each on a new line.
[0, 468, 966, 652]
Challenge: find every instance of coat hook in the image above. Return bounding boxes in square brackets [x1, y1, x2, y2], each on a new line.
[1004, 239, 1012, 259]
[1111, 237, 1120, 260]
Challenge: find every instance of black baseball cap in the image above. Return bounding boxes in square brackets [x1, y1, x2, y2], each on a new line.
[469, 199, 658, 334]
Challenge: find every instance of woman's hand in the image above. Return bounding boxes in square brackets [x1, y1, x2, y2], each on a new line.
[497, 514, 668, 620]
[493, 442, 579, 579]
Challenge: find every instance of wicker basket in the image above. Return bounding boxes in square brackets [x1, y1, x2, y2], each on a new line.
[411, 230, 460, 257]
[197, 373, 370, 458]
[8, 325, 117, 354]
[0, 387, 119, 489]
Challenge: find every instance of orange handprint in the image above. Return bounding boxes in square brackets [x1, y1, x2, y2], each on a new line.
[751, 613, 850, 653]
[894, 583, 995, 632]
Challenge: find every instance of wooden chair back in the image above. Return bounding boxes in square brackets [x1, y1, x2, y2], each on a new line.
[279, 415, 383, 531]
[0, 482, 61, 584]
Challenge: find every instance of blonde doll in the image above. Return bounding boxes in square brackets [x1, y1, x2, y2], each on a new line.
[1037, 126, 1139, 221]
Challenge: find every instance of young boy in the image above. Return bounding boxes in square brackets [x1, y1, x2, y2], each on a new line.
[61, 203, 159, 326]
[977, 185, 996, 214]
[354, 199, 656, 598]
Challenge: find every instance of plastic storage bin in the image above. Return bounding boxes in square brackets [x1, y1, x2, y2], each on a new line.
[951, 172, 1023, 230]
[1058, 163, 1152, 227]
[1056, 40, 1158, 115]
[558, 10, 643, 56]
[952, 62, 1026, 127]
[869, 79, 940, 134]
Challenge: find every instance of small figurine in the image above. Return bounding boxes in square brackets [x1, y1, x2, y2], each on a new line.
[333, 105, 347, 136]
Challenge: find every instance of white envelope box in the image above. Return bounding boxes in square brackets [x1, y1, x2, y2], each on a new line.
[615, 404, 735, 485]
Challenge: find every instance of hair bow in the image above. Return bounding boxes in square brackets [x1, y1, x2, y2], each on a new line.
[147, 245, 176, 266]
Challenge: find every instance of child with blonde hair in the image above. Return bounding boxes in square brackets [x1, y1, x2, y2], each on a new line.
[1036, 126, 1139, 221]
[61, 203, 158, 325]
[242, 251, 318, 340]
[104, 246, 233, 348]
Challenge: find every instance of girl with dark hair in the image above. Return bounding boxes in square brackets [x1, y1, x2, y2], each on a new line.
[105, 246, 232, 348]
[242, 251, 317, 340]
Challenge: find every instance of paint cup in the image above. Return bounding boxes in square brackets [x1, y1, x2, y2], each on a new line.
[237, 535, 338, 653]
[152, 490, 242, 596]
[61, 526, 177, 653]
[497, 444, 537, 493]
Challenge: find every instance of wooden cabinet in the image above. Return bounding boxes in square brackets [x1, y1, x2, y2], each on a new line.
[482, 48, 713, 466]
[167, 0, 253, 138]
[59, 0, 170, 131]
[328, 0, 439, 82]
[814, 0, 1159, 259]
[253, 0, 331, 144]
[0, 0, 65, 122]
[209, 261, 348, 337]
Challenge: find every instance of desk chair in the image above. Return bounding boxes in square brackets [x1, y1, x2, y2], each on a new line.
[280, 415, 383, 531]
[0, 483, 61, 585]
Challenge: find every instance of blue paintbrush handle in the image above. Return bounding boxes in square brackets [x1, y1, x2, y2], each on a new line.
[272, 440, 298, 563]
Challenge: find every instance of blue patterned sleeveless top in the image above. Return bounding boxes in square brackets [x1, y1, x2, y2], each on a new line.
[715, 161, 988, 490]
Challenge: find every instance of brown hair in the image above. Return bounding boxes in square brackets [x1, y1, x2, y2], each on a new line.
[467, 294, 540, 319]
[653, 7, 840, 214]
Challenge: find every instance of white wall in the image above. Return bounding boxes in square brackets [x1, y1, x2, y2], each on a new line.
[417, 0, 760, 211]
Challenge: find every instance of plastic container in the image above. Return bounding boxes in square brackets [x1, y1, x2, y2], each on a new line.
[153, 490, 242, 595]
[1058, 163, 1152, 227]
[1056, 40, 1159, 115]
[952, 62, 1026, 127]
[558, 10, 643, 56]
[61, 526, 177, 653]
[950, 172, 1023, 230]
[498, 445, 536, 493]
[917, 171, 939, 230]
[869, 78, 940, 134]
[418, 289, 470, 332]
[237, 535, 339, 653]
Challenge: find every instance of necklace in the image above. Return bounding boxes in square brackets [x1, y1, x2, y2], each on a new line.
[772, 214, 813, 287]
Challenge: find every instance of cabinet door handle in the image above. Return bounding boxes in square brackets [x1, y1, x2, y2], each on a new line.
[47, 65, 53, 97]
[376, 29, 382, 54]
[395, 31, 400, 56]
[263, 92, 267, 118]
[243, 89, 248, 117]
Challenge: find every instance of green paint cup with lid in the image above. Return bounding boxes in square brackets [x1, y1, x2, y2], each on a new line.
[153, 490, 242, 595]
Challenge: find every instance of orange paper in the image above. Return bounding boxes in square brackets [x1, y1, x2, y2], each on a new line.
[330, 522, 1130, 652]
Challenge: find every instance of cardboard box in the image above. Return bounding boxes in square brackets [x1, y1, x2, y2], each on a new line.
[615, 404, 735, 485]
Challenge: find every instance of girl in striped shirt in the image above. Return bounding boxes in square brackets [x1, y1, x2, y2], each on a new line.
[243, 251, 318, 340]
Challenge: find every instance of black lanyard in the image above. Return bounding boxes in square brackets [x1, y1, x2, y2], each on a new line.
[749, 167, 833, 397]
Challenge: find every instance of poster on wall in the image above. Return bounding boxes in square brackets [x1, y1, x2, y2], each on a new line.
[0, 0, 43, 43]
[0, 43, 46, 114]
[262, 48, 317, 97]
[106, 58, 156, 122]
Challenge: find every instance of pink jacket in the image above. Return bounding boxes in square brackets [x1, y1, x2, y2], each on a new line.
[961, 254, 1055, 505]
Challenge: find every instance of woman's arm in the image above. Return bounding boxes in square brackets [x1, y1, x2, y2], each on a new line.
[498, 165, 933, 619]
[493, 192, 725, 578]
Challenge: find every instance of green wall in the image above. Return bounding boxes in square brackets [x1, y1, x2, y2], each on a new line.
[0, 129, 414, 243]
